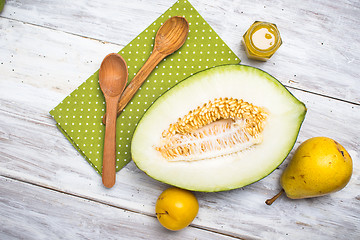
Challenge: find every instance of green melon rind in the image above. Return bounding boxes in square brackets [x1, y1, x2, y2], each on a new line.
[131, 64, 306, 192]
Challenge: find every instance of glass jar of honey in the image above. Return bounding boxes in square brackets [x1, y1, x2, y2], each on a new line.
[242, 21, 282, 61]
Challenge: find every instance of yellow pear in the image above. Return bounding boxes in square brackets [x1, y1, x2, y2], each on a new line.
[155, 187, 199, 231]
[266, 137, 352, 205]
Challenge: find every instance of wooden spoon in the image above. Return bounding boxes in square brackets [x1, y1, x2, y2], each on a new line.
[102, 16, 189, 124]
[99, 53, 128, 188]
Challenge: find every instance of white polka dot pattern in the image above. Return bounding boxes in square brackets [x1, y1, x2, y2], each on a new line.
[50, 0, 240, 175]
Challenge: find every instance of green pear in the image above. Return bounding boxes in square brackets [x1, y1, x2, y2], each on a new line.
[266, 137, 352, 205]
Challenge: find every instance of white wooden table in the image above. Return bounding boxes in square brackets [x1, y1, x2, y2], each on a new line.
[1, 0, 359, 239]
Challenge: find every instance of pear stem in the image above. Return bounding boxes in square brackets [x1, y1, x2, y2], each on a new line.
[265, 189, 284, 205]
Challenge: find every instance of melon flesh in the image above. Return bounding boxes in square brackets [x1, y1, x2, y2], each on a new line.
[131, 65, 306, 192]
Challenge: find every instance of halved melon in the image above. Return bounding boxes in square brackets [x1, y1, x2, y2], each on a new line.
[131, 65, 306, 192]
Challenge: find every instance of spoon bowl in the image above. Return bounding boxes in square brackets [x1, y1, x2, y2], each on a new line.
[99, 54, 128, 97]
[99, 53, 128, 188]
[154, 16, 189, 55]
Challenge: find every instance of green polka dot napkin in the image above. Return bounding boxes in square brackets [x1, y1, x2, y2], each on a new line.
[50, 0, 240, 175]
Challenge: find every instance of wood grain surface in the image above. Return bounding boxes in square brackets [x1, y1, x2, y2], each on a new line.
[1, 0, 359, 239]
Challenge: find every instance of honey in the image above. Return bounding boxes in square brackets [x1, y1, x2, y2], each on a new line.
[242, 21, 282, 61]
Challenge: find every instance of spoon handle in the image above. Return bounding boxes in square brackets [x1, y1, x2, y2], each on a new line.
[102, 50, 166, 124]
[102, 96, 119, 188]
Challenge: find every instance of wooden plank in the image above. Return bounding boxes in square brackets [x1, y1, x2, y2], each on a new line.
[0, 176, 236, 240]
[2, 0, 360, 104]
[0, 18, 121, 99]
